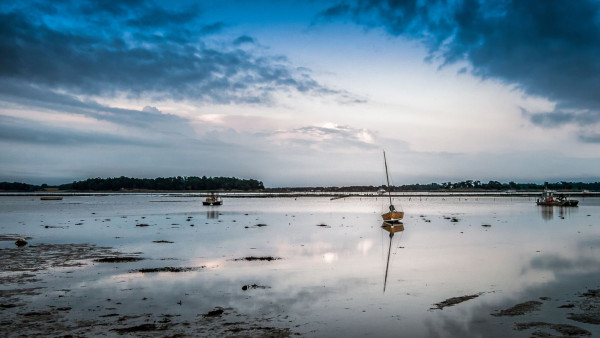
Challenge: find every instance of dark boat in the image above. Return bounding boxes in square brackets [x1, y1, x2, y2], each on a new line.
[202, 192, 222, 206]
[536, 190, 578, 206]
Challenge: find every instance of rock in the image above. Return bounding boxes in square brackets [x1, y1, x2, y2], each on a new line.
[203, 308, 224, 317]
[233, 256, 280, 261]
[241, 284, 270, 291]
[95, 257, 144, 263]
[491, 301, 542, 316]
[514, 322, 591, 336]
[112, 323, 157, 334]
[132, 266, 204, 273]
[15, 238, 28, 247]
[431, 293, 482, 310]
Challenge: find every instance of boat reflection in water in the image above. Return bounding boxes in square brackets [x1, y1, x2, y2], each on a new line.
[539, 203, 578, 221]
[381, 221, 404, 292]
[539, 205, 554, 221]
[206, 208, 219, 219]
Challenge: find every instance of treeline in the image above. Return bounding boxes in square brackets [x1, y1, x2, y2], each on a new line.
[0, 181, 43, 192]
[65, 176, 265, 191]
[267, 180, 600, 192]
[0, 176, 264, 192]
[2, 179, 600, 192]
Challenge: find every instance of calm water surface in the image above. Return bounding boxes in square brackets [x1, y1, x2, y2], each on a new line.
[1, 195, 599, 337]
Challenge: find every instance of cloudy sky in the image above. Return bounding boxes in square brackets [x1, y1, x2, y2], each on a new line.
[1, 0, 599, 187]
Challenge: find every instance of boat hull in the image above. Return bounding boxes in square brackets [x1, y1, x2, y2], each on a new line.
[381, 222, 404, 233]
[381, 211, 404, 222]
[202, 201, 222, 206]
[536, 200, 578, 207]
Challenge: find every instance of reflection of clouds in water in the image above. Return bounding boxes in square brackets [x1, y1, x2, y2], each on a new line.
[356, 239, 373, 255]
[69, 268, 335, 321]
[323, 252, 338, 263]
[423, 270, 600, 338]
[424, 301, 516, 338]
[526, 254, 600, 275]
[579, 236, 600, 249]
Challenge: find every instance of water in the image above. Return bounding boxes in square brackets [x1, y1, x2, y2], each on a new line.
[1, 195, 599, 337]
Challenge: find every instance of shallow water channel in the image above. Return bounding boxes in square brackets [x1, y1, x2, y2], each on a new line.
[1, 195, 599, 337]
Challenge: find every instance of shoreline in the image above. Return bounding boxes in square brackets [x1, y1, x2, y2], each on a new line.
[2, 191, 599, 198]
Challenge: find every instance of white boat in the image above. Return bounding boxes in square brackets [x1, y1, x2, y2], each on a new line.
[202, 192, 222, 206]
[536, 190, 578, 207]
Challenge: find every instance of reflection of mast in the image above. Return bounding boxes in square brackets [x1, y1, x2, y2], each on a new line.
[381, 222, 404, 292]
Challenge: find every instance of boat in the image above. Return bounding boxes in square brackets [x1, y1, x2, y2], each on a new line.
[382, 221, 404, 292]
[381, 151, 404, 223]
[40, 196, 63, 200]
[536, 190, 578, 206]
[202, 192, 222, 206]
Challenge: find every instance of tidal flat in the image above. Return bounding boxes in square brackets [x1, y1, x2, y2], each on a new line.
[1, 194, 599, 337]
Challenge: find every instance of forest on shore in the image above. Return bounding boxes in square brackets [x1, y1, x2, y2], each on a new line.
[1, 177, 600, 192]
[0, 176, 264, 192]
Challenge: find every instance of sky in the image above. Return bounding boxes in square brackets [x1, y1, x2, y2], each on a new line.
[1, 0, 600, 187]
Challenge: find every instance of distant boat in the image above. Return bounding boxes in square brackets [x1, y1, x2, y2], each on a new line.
[377, 188, 387, 195]
[202, 192, 222, 206]
[40, 196, 62, 200]
[381, 151, 404, 223]
[536, 190, 578, 207]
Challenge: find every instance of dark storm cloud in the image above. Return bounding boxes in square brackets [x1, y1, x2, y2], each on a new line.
[0, 115, 160, 146]
[0, 0, 336, 107]
[319, 0, 600, 128]
[0, 80, 192, 131]
[233, 35, 256, 46]
[579, 134, 600, 144]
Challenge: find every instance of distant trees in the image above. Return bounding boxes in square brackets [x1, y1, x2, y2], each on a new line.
[61, 176, 265, 191]
[0, 182, 41, 191]
[267, 181, 600, 192]
[2, 178, 600, 192]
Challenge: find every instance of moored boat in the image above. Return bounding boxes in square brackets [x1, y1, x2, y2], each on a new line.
[536, 190, 578, 207]
[40, 196, 63, 200]
[381, 151, 404, 223]
[202, 192, 222, 206]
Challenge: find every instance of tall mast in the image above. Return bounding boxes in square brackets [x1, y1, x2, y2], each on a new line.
[383, 150, 392, 206]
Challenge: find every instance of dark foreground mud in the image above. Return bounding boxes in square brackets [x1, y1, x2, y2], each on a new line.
[233, 256, 281, 261]
[491, 300, 543, 316]
[514, 322, 591, 336]
[0, 235, 296, 337]
[568, 289, 600, 325]
[491, 292, 600, 336]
